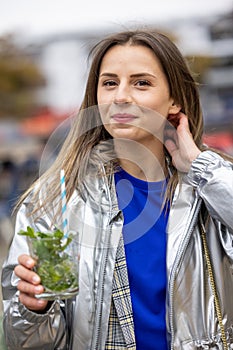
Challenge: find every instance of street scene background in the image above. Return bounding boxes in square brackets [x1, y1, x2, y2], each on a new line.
[1, 1, 233, 348]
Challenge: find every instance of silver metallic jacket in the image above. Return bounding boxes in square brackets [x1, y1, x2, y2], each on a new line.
[1, 150, 233, 349]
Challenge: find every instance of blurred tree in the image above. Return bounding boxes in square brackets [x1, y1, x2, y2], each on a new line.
[0, 34, 46, 119]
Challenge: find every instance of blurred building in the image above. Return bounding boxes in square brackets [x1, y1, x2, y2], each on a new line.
[28, 31, 101, 112]
[201, 11, 233, 133]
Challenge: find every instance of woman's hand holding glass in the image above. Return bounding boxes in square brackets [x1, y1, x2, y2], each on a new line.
[14, 254, 48, 311]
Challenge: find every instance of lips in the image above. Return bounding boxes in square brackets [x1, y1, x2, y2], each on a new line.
[111, 113, 137, 123]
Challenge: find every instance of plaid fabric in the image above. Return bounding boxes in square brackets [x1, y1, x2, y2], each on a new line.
[105, 235, 136, 349]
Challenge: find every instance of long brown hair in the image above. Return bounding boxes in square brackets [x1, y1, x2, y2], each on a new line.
[16, 29, 230, 217]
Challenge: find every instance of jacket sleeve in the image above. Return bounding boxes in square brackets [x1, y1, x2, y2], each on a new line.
[187, 150, 233, 230]
[1, 202, 67, 350]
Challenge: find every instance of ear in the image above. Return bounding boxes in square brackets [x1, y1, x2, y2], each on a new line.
[168, 101, 182, 114]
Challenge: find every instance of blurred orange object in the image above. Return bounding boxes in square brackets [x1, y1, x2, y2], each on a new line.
[20, 107, 70, 137]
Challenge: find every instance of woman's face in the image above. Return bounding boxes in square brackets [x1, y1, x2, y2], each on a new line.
[97, 44, 180, 145]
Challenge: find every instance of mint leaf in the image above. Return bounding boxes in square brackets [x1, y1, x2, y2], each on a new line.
[18, 226, 36, 238]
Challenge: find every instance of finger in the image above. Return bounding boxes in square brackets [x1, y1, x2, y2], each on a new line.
[177, 112, 188, 123]
[19, 292, 48, 311]
[14, 265, 41, 285]
[165, 139, 178, 155]
[17, 280, 44, 296]
[164, 128, 176, 139]
[176, 114, 201, 156]
[177, 113, 191, 134]
[164, 129, 178, 147]
[18, 254, 36, 269]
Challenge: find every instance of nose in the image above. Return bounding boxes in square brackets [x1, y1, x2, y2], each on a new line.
[114, 83, 132, 104]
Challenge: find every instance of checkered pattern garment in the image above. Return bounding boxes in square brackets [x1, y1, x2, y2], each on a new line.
[105, 235, 136, 349]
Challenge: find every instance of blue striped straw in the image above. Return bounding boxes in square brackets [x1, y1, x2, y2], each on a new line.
[60, 169, 68, 239]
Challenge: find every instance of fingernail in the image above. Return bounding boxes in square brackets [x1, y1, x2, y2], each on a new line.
[37, 300, 46, 306]
[32, 275, 40, 284]
[26, 259, 33, 267]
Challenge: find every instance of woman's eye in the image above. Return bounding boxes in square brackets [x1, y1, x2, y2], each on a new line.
[136, 80, 151, 87]
[103, 80, 117, 87]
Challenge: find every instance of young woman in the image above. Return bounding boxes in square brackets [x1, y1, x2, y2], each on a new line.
[2, 29, 233, 350]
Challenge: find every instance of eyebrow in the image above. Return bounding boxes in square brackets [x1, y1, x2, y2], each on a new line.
[99, 72, 157, 79]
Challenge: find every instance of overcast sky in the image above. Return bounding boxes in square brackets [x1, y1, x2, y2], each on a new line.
[1, 0, 233, 38]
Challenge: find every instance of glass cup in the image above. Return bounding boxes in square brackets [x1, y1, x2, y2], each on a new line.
[28, 233, 79, 300]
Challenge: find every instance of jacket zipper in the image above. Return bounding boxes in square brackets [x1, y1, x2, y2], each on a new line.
[91, 169, 115, 350]
[169, 196, 202, 349]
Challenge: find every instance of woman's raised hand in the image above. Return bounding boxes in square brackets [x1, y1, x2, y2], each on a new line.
[14, 254, 48, 311]
[165, 112, 201, 173]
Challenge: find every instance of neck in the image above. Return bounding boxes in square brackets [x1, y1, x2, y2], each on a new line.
[114, 139, 167, 182]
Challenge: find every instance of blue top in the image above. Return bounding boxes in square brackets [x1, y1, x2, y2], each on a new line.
[115, 168, 169, 349]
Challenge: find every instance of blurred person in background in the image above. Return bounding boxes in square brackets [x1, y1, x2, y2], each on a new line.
[0, 160, 16, 241]
[0, 160, 17, 216]
[1, 29, 233, 349]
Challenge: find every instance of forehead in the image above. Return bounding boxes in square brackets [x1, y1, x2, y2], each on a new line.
[99, 44, 162, 71]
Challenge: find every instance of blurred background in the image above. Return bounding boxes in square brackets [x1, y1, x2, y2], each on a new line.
[0, 0, 233, 347]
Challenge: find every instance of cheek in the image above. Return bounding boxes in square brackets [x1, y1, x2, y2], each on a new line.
[97, 87, 111, 105]
[147, 99, 172, 118]
[144, 110, 167, 134]
[98, 103, 110, 127]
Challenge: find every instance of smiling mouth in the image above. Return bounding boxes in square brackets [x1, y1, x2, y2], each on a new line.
[111, 113, 137, 123]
